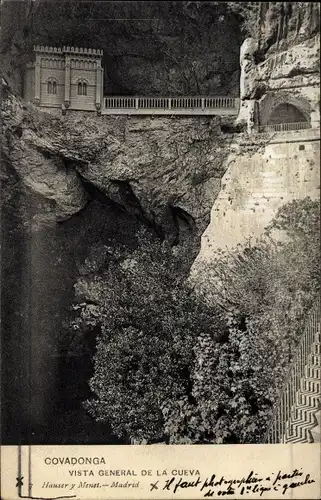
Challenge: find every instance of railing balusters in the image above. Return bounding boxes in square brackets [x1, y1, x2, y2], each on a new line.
[265, 297, 321, 443]
[258, 121, 312, 133]
[102, 95, 244, 113]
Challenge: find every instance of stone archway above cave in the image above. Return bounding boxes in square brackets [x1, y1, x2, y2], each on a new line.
[259, 93, 312, 127]
[267, 103, 308, 125]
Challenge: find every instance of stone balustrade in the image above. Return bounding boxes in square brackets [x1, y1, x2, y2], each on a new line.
[257, 121, 312, 133]
[265, 297, 321, 444]
[102, 96, 240, 115]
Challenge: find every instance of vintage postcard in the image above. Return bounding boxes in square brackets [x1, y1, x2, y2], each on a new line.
[0, 1, 320, 499]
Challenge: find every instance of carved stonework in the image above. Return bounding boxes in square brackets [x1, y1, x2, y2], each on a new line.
[27, 45, 103, 112]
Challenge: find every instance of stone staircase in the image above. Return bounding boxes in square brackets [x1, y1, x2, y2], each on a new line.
[284, 332, 321, 443]
[265, 299, 321, 443]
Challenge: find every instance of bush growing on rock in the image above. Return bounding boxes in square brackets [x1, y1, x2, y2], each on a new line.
[71, 230, 226, 443]
[71, 198, 319, 444]
[194, 197, 320, 442]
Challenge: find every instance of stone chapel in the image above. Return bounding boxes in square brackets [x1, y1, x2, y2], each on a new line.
[24, 45, 104, 112]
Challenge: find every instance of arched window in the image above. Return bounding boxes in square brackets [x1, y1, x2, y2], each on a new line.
[47, 79, 57, 94]
[268, 103, 307, 125]
[262, 102, 310, 132]
[77, 80, 88, 96]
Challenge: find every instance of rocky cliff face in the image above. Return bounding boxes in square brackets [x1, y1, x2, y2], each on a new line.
[1, 2, 319, 257]
[194, 128, 320, 268]
[1, 1, 242, 97]
[1, 1, 320, 445]
[193, 2, 320, 269]
[256, 2, 320, 55]
[1, 84, 234, 246]
[234, 2, 320, 130]
[1, 2, 319, 260]
[1, 73, 236, 444]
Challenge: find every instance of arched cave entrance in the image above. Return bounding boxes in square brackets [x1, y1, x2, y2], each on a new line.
[262, 102, 311, 132]
[268, 103, 308, 125]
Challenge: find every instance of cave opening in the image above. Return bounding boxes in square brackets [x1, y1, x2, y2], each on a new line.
[267, 103, 309, 126]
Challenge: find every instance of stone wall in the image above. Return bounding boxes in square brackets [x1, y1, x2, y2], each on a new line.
[69, 61, 97, 111]
[194, 128, 320, 264]
[23, 47, 103, 112]
[40, 62, 65, 108]
[237, 34, 320, 131]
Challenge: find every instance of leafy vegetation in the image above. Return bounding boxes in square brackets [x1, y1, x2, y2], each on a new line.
[70, 197, 319, 444]
[191, 197, 320, 442]
[70, 231, 227, 443]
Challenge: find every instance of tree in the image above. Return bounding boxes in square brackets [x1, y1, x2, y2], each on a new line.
[193, 197, 320, 442]
[71, 198, 319, 444]
[71, 230, 225, 443]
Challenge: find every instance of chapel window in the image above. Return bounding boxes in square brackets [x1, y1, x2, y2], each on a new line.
[77, 81, 87, 96]
[47, 79, 57, 94]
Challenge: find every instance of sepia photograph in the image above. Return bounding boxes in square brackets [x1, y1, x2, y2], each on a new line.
[0, 0, 320, 497]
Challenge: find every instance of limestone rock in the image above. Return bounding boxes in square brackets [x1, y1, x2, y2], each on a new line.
[234, 3, 320, 130]
[1, 86, 230, 241]
[257, 34, 320, 83]
[239, 38, 259, 100]
[193, 127, 320, 273]
[257, 2, 320, 55]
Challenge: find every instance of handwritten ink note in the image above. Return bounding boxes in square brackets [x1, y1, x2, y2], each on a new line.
[2, 446, 319, 500]
[150, 468, 315, 497]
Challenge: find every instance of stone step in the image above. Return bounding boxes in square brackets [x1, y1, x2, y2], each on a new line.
[290, 403, 316, 420]
[285, 424, 310, 443]
[284, 434, 309, 444]
[265, 312, 320, 444]
[290, 407, 316, 424]
[304, 365, 321, 379]
[300, 378, 321, 393]
[283, 386, 321, 443]
[307, 353, 321, 366]
[311, 342, 321, 355]
[285, 413, 315, 439]
[296, 392, 321, 407]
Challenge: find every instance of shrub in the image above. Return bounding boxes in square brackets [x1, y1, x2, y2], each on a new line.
[193, 197, 320, 441]
[71, 198, 319, 444]
[71, 231, 225, 443]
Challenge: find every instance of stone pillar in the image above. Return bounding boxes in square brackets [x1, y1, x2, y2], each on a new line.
[310, 102, 320, 129]
[34, 54, 41, 105]
[101, 64, 104, 107]
[95, 61, 102, 110]
[236, 38, 259, 131]
[244, 100, 258, 134]
[64, 56, 71, 108]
